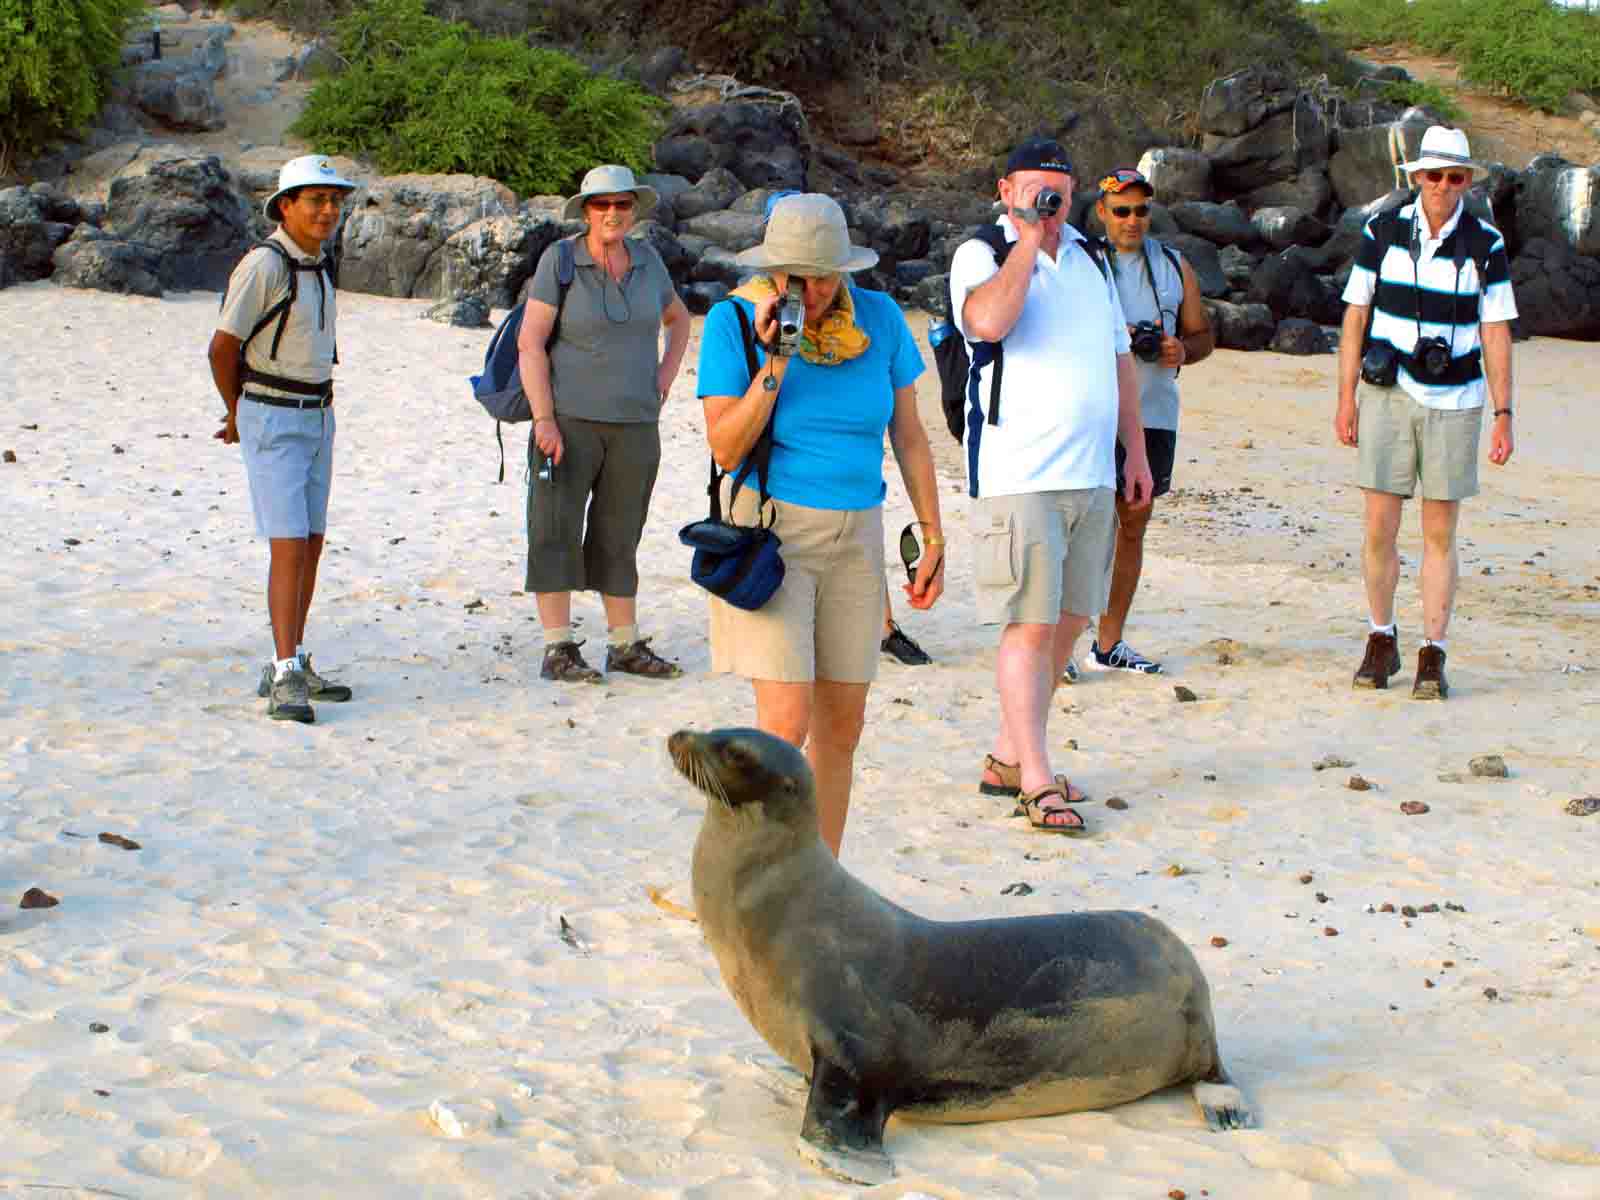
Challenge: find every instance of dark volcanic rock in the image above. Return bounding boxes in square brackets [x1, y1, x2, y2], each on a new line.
[52, 228, 164, 296]
[1252, 206, 1331, 250]
[1328, 110, 1432, 211]
[655, 102, 806, 191]
[1205, 94, 1332, 194]
[1170, 200, 1257, 247]
[672, 167, 743, 221]
[1138, 147, 1212, 203]
[1165, 234, 1227, 298]
[0, 187, 76, 282]
[1238, 167, 1333, 217]
[679, 210, 765, 253]
[1509, 238, 1600, 339]
[683, 281, 729, 314]
[1199, 67, 1296, 138]
[1270, 317, 1330, 355]
[434, 214, 564, 309]
[1204, 298, 1276, 350]
[340, 174, 517, 299]
[1516, 157, 1600, 256]
[104, 153, 252, 292]
[844, 194, 931, 262]
[1247, 248, 1343, 324]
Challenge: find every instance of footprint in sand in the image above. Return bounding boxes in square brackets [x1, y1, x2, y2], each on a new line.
[128, 1136, 222, 1178]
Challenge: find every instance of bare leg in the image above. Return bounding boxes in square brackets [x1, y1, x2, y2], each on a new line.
[535, 591, 573, 636]
[991, 622, 1058, 795]
[1097, 497, 1152, 651]
[1361, 489, 1404, 626]
[601, 593, 638, 636]
[755, 679, 868, 858]
[267, 537, 308, 661]
[882, 583, 894, 637]
[292, 532, 325, 651]
[1418, 498, 1461, 640]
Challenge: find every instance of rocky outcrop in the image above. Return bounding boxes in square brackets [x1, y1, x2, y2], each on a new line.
[1246, 248, 1343, 325]
[1515, 157, 1600, 257]
[0, 187, 82, 282]
[338, 174, 517, 298]
[1510, 237, 1600, 338]
[104, 151, 252, 291]
[119, 26, 231, 132]
[1327, 110, 1431, 211]
[1204, 298, 1277, 350]
[654, 103, 806, 191]
[1138, 148, 1211, 203]
[51, 228, 165, 297]
[434, 213, 566, 309]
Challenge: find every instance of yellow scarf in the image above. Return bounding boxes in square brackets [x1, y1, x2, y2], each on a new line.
[731, 275, 871, 366]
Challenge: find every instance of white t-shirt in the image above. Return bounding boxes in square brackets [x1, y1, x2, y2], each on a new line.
[949, 217, 1130, 498]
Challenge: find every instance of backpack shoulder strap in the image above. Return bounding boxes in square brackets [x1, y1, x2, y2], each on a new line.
[545, 236, 579, 351]
[1078, 234, 1112, 281]
[970, 222, 1012, 263]
[708, 300, 772, 523]
[1156, 238, 1182, 279]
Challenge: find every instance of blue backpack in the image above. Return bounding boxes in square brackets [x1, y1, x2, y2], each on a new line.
[470, 236, 577, 482]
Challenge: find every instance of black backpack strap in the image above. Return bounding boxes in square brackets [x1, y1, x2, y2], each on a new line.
[707, 301, 774, 526]
[517, 237, 582, 479]
[964, 225, 1014, 429]
[234, 241, 335, 399]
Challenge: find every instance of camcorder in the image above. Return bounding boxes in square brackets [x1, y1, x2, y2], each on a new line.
[775, 280, 806, 357]
[1130, 321, 1165, 363]
[997, 187, 1064, 225]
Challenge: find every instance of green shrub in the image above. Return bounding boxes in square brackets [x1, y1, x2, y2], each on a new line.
[0, 0, 144, 168]
[1379, 79, 1464, 123]
[290, 0, 661, 196]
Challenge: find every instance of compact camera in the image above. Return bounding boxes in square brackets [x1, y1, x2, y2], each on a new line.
[537, 455, 555, 483]
[1409, 335, 1454, 383]
[1360, 342, 1400, 388]
[1130, 321, 1165, 363]
[775, 279, 805, 357]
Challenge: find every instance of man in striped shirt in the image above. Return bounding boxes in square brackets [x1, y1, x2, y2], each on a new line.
[1334, 126, 1517, 700]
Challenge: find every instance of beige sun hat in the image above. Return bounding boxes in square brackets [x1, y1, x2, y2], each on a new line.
[561, 164, 659, 221]
[1401, 125, 1488, 182]
[736, 193, 879, 275]
[264, 155, 357, 221]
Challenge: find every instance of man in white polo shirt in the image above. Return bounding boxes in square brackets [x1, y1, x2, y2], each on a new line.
[1335, 125, 1517, 700]
[949, 135, 1152, 835]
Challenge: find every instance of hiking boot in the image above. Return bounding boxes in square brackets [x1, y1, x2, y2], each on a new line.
[1352, 628, 1402, 689]
[881, 621, 932, 666]
[1412, 645, 1449, 700]
[605, 637, 683, 678]
[1088, 639, 1162, 674]
[541, 640, 603, 683]
[1061, 657, 1080, 684]
[257, 656, 353, 701]
[267, 668, 315, 724]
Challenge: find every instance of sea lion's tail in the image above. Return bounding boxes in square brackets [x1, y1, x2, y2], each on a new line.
[1193, 1065, 1255, 1131]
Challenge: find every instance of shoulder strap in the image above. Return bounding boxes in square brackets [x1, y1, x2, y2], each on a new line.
[1158, 240, 1182, 279]
[1078, 234, 1111, 281]
[239, 240, 297, 359]
[961, 226, 1014, 431]
[546, 236, 578, 352]
[706, 301, 774, 525]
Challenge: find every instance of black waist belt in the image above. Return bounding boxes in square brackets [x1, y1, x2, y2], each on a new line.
[243, 391, 334, 410]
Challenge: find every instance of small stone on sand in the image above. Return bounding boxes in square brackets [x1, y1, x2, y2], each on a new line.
[20, 887, 58, 909]
[1469, 754, 1509, 779]
[1400, 800, 1430, 815]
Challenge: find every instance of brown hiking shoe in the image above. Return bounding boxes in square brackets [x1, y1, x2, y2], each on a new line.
[541, 640, 602, 683]
[605, 637, 683, 678]
[1352, 628, 1402, 689]
[1412, 644, 1449, 700]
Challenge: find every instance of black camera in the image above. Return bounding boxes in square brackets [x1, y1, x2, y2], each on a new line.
[1410, 336, 1453, 383]
[1130, 321, 1164, 363]
[1361, 342, 1399, 388]
[1034, 188, 1063, 218]
[775, 279, 805, 357]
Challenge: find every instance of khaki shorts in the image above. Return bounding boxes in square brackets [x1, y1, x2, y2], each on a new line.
[1356, 386, 1481, 501]
[709, 485, 885, 684]
[973, 488, 1115, 625]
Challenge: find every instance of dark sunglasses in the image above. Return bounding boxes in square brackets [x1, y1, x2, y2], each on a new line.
[1422, 169, 1469, 186]
[586, 197, 636, 211]
[899, 524, 945, 584]
[1109, 204, 1151, 219]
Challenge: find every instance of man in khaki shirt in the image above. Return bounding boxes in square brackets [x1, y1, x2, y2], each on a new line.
[209, 156, 356, 724]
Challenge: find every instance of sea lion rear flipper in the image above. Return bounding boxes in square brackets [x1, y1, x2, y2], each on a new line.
[1193, 1064, 1255, 1131]
[796, 1055, 895, 1185]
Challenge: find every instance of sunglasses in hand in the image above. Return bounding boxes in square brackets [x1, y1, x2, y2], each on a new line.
[899, 523, 945, 585]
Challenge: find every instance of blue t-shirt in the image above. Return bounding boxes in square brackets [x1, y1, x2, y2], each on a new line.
[696, 285, 925, 511]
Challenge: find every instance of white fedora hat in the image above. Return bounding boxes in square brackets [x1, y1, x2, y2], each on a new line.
[1401, 125, 1487, 181]
[736, 193, 878, 275]
[264, 155, 357, 221]
[561, 164, 659, 221]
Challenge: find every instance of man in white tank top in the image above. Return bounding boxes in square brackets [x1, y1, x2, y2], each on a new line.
[1084, 168, 1214, 677]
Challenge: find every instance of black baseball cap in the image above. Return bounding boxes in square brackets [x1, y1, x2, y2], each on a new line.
[1005, 136, 1073, 177]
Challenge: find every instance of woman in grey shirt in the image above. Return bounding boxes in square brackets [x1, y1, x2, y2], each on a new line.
[517, 165, 692, 682]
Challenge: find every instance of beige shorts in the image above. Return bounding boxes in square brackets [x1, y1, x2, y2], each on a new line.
[1357, 385, 1481, 501]
[973, 488, 1115, 625]
[708, 484, 885, 684]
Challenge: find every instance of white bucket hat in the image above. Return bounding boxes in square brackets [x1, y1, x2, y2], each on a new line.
[1402, 125, 1487, 182]
[561, 164, 659, 221]
[264, 155, 357, 221]
[736, 193, 878, 275]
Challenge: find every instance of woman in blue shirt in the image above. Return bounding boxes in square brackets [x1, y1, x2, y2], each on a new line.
[697, 193, 945, 855]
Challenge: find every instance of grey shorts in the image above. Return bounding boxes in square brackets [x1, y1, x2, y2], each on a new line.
[237, 397, 335, 540]
[973, 488, 1116, 625]
[709, 487, 884, 685]
[526, 417, 661, 596]
[1357, 386, 1481, 501]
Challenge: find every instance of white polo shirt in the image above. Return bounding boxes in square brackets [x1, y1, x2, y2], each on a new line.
[949, 217, 1130, 498]
[217, 229, 338, 400]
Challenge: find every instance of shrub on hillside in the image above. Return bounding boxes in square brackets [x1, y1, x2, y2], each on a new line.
[290, 0, 661, 196]
[0, 0, 144, 169]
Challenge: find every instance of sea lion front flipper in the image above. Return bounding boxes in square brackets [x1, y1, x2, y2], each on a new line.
[1193, 1064, 1255, 1131]
[796, 1054, 895, 1185]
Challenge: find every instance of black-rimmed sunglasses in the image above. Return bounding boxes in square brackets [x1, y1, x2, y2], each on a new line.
[899, 524, 940, 584]
[1109, 204, 1151, 219]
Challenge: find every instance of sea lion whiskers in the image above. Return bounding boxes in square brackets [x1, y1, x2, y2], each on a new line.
[668, 729, 735, 810]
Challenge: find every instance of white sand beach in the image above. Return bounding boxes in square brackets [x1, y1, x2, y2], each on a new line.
[2, 282, 1598, 1198]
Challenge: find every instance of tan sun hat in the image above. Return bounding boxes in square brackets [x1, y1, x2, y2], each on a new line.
[1401, 125, 1487, 182]
[264, 155, 357, 222]
[561, 164, 659, 221]
[736, 193, 878, 275]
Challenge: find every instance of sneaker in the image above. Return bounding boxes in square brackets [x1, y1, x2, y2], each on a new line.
[257, 656, 353, 701]
[1412, 644, 1449, 700]
[880, 621, 932, 666]
[605, 637, 683, 678]
[1061, 657, 1080, 684]
[1352, 628, 1402, 690]
[541, 639, 603, 683]
[267, 668, 315, 724]
[1087, 639, 1163, 674]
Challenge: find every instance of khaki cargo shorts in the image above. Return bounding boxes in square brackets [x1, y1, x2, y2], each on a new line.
[1356, 385, 1481, 501]
[973, 488, 1116, 625]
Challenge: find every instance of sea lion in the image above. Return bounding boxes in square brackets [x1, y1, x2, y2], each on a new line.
[668, 726, 1254, 1185]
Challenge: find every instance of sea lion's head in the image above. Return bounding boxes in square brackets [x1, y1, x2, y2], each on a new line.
[668, 727, 816, 831]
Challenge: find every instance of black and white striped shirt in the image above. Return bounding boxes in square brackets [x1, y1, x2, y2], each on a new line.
[1342, 200, 1517, 410]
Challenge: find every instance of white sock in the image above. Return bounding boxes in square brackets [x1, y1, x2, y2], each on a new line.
[1422, 637, 1447, 652]
[545, 625, 574, 647]
[274, 656, 299, 680]
[1370, 619, 1396, 636]
[609, 623, 638, 648]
